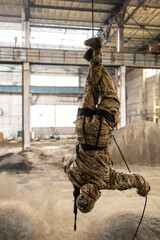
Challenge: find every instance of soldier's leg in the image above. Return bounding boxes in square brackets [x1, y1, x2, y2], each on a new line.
[81, 37, 103, 110]
[84, 37, 120, 122]
[81, 69, 99, 110]
[109, 169, 150, 194]
[98, 67, 120, 122]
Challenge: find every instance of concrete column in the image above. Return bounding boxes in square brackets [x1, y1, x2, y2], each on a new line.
[25, 21, 30, 48]
[22, 0, 30, 48]
[117, 26, 124, 52]
[119, 66, 126, 127]
[78, 68, 83, 107]
[22, 62, 30, 149]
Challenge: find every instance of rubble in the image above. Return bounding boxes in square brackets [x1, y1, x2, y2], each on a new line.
[98, 214, 160, 240]
[109, 121, 160, 166]
[0, 153, 32, 173]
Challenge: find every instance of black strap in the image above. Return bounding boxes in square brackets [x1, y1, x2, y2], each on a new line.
[82, 116, 88, 145]
[95, 109, 115, 123]
[77, 107, 115, 123]
[81, 143, 105, 151]
[95, 116, 102, 147]
[78, 108, 94, 117]
[79, 107, 115, 151]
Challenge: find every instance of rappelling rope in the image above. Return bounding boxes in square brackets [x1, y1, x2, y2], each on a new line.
[112, 135, 131, 173]
[112, 135, 148, 240]
[92, 0, 94, 37]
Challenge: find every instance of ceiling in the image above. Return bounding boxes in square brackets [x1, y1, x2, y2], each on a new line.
[0, 0, 159, 53]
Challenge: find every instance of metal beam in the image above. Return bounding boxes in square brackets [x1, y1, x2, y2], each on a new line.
[50, 0, 124, 5]
[0, 14, 104, 24]
[123, 0, 147, 25]
[102, 0, 131, 45]
[0, 86, 84, 95]
[0, 14, 21, 18]
[124, 23, 160, 29]
[30, 4, 113, 14]
[126, 10, 154, 38]
[30, 24, 100, 31]
[130, 3, 160, 9]
[30, 16, 103, 24]
[1, 14, 159, 30]
[0, 1, 160, 9]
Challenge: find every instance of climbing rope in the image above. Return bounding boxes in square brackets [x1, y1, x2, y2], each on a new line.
[112, 135, 148, 240]
[92, 0, 94, 37]
[112, 135, 131, 173]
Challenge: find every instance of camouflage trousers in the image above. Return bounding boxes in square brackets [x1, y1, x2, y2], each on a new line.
[63, 52, 150, 204]
[75, 55, 120, 147]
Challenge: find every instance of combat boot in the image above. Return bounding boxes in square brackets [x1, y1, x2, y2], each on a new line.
[137, 186, 151, 197]
[84, 37, 102, 50]
[83, 48, 93, 61]
[84, 37, 102, 58]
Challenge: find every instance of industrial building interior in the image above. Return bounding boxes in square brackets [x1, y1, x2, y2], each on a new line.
[0, 0, 160, 240]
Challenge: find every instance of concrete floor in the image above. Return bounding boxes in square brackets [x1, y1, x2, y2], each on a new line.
[0, 140, 159, 240]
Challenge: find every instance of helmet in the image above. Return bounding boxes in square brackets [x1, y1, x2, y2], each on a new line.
[76, 194, 95, 213]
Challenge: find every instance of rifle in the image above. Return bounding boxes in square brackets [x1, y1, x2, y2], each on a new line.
[73, 185, 80, 231]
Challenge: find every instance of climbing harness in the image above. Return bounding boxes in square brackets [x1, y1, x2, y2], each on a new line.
[78, 107, 115, 123]
[78, 107, 116, 151]
[112, 135, 148, 240]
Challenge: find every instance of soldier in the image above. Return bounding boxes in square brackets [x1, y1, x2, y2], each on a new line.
[62, 37, 150, 213]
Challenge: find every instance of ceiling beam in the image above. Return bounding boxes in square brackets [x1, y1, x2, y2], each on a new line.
[130, 3, 160, 9]
[122, 23, 160, 28]
[123, 0, 148, 25]
[48, 0, 124, 5]
[0, 1, 160, 9]
[102, 0, 131, 44]
[0, 14, 104, 24]
[30, 0, 160, 9]
[30, 4, 114, 14]
[30, 16, 103, 24]
[124, 27, 160, 31]
[0, 14, 21, 18]
[103, 0, 132, 28]
[30, 24, 100, 31]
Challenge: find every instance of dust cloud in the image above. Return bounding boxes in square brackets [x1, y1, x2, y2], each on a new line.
[0, 133, 159, 240]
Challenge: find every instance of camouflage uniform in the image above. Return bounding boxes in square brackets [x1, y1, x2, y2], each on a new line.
[63, 41, 150, 212]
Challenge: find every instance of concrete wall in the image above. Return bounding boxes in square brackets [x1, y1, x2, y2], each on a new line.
[31, 95, 79, 105]
[0, 93, 78, 139]
[0, 65, 82, 139]
[0, 94, 22, 139]
[126, 69, 159, 125]
[126, 69, 143, 124]
[32, 127, 75, 139]
[0, 65, 22, 85]
[1, 67, 159, 140]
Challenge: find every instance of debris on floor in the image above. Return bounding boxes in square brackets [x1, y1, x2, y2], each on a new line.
[0, 153, 32, 173]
